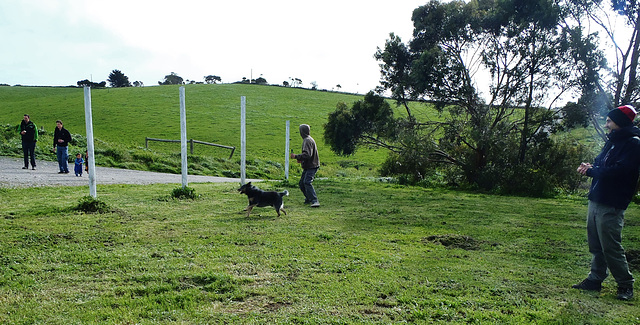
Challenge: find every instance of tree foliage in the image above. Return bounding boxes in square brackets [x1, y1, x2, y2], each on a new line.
[566, 0, 640, 140]
[77, 79, 106, 88]
[324, 92, 397, 156]
[560, 102, 591, 130]
[573, 0, 640, 105]
[325, 0, 602, 196]
[204, 75, 221, 84]
[159, 72, 184, 85]
[107, 69, 132, 88]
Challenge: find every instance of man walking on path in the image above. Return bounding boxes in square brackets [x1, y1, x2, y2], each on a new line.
[291, 124, 320, 207]
[53, 120, 72, 174]
[573, 104, 639, 301]
[19, 114, 38, 170]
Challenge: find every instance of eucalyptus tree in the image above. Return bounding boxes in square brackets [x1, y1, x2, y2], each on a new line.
[204, 75, 221, 84]
[573, 0, 640, 105]
[562, 0, 640, 140]
[158, 72, 184, 85]
[327, 0, 599, 194]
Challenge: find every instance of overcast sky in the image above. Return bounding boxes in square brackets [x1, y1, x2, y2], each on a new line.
[0, 0, 429, 94]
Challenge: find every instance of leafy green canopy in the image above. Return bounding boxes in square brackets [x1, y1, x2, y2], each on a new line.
[325, 0, 598, 196]
[324, 92, 396, 156]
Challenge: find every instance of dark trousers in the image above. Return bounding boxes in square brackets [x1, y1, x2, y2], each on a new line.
[586, 201, 635, 287]
[299, 167, 318, 204]
[22, 141, 36, 168]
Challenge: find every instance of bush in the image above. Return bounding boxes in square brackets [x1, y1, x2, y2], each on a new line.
[466, 135, 591, 197]
[74, 196, 111, 213]
[379, 133, 439, 185]
[379, 127, 591, 197]
[171, 186, 198, 200]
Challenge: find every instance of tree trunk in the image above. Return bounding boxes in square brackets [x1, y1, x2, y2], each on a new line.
[623, 15, 640, 104]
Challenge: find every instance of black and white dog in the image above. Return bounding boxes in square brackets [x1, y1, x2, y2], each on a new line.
[238, 182, 288, 217]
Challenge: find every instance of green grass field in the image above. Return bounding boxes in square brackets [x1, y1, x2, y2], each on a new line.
[1, 85, 638, 323]
[1, 180, 638, 324]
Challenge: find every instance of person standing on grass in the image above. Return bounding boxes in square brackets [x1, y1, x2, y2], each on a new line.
[290, 124, 320, 207]
[19, 114, 38, 170]
[53, 120, 72, 174]
[574, 104, 639, 301]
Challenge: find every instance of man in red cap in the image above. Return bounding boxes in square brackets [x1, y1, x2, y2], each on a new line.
[574, 104, 639, 300]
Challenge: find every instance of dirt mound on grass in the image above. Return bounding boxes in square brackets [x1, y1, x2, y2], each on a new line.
[423, 234, 484, 250]
[627, 249, 640, 270]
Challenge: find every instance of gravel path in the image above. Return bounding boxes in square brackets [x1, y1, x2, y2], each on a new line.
[0, 157, 259, 188]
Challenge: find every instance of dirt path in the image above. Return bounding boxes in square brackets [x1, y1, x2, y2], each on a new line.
[0, 157, 258, 188]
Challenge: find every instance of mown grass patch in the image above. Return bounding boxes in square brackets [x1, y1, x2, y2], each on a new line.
[0, 180, 638, 323]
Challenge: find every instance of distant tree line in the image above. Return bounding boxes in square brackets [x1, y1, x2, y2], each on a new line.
[77, 80, 106, 88]
[75, 70, 221, 88]
[69, 70, 340, 92]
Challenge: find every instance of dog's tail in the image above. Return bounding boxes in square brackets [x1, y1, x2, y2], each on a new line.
[279, 190, 288, 211]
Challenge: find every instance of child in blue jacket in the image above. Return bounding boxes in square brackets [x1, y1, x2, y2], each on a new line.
[74, 153, 84, 177]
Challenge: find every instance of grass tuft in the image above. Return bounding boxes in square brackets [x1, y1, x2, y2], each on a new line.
[73, 195, 111, 213]
[170, 186, 198, 200]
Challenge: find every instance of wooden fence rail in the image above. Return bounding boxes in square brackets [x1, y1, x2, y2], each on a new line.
[145, 137, 235, 159]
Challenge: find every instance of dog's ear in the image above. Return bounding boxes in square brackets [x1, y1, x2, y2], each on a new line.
[247, 182, 252, 185]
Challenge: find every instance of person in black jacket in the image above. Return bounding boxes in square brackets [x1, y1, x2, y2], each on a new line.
[19, 114, 38, 170]
[573, 105, 639, 301]
[53, 120, 72, 174]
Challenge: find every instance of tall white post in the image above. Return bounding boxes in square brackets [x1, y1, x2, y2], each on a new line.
[179, 86, 188, 188]
[285, 120, 290, 180]
[83, 87, 97, 198]
[240, 96, 246, 184]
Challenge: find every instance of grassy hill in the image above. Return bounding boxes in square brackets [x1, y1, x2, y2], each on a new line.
[1, 84, 415, 179]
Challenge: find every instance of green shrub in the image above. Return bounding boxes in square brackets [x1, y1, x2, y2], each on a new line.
[171, 186, 197, 200]
[73, 196, 111, 213]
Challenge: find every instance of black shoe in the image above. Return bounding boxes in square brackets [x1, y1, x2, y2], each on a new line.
[31, 167, 36, 170]
[58, 171, 65, 174]
[616, 286, 634, 301]
[22, 166, 28, 169]
[572, 279, 602, 291]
